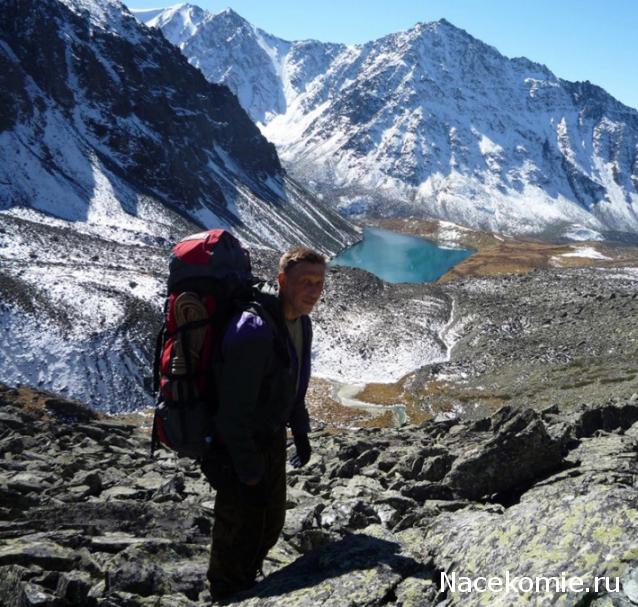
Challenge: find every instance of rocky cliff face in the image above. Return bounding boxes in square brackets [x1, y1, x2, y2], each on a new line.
[0, 0, 358, 252]
[142, 5, 638, 242]
[1, 383, 637, 606]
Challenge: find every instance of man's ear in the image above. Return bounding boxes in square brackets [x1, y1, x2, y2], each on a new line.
[277, 272, 285, 290]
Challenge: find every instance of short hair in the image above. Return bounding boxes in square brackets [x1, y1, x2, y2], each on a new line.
[279, 246, 326, 274]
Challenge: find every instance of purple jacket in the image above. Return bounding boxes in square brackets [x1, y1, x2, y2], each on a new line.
[213, 305, 312, 481]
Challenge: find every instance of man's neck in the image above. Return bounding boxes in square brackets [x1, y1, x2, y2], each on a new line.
[282, 302, 300, 322]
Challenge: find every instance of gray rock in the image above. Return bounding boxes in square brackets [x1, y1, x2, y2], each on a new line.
[101, 486, 148, 501]
[417, 455, 454, 482]
[0, 540, 79, 571]
[329, 459, 357, 479]
[292, 528, 340, 554]
[132, 472, 164, 492]
[55, 570, 95, 606]
[0, 482, 41, 509]
[70, 471, 102, 495]
[156, 595, 200, 607]
[0, 565, 43, 607]
[401, 482, 454, 502]
[152, 473, 185, 500]
[105, 542, 207, 600]
[87, 579, 106, 600]
[2, 379, 638, 606]
[443, 408, 565, 500]
[282, 502, 324, 539]
[17, 581, 61, 606]
[97, 591, 158, 606]
[44, 398, 98, 423]
[423, 426, 638, 607]
[621, 566, 638, 603]
[0, 409, 31, 431]
[91, 533, 172, 553]
[320, 499, 382, 531]
[0, 435, 27, 455]
[6, 472, 53, 494]
[244, 525, 428, 606]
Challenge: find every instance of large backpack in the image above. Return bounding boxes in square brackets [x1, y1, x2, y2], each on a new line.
[150, 228, 254, 460]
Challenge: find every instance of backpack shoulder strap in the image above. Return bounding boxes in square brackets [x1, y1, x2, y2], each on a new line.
[152, 323, 167, 395]
[240, 290, 291, 366]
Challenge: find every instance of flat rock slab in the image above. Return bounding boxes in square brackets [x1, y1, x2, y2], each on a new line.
[0, 540, 79, 571]
[134, 472, 165, 491]
[101, 486, 148, 500]
[91, 533, 173, 553]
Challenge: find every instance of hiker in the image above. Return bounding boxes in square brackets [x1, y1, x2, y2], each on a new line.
[201, 246, 326, 601]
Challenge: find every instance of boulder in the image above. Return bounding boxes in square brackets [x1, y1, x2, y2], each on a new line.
[442, 408, 565, 500]
[105, 542, 207, 600]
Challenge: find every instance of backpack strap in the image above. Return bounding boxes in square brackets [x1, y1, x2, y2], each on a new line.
[241, 299, 291, 367]
[152, 323, 166, 396]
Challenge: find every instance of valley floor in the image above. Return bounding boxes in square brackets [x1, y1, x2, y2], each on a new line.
[304, 218, 638, 430]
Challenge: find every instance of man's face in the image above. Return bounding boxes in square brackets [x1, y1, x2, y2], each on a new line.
[279, 262, 326, 319]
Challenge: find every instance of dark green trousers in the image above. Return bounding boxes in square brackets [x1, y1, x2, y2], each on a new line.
[207, 428, 287, 598]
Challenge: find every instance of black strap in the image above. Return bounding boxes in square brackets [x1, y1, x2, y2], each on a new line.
[150, 410, 160, 456]
[152, 324, 166, 395]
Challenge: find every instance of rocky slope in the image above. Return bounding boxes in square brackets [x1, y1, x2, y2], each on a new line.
[412, 265, 638, 419]
[139, 4, 638, 242]
[1, 383, 637, 606]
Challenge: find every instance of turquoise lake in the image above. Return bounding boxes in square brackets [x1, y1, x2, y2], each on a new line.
[330, 228, 475, 283]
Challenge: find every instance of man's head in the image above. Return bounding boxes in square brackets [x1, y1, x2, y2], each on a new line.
[278, 247, 326, 320]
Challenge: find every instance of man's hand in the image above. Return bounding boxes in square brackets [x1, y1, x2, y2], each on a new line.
[289, 432, 311, 468]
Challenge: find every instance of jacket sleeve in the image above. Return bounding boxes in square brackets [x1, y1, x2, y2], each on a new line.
[288, 316, 312, 436]
[214, 311, 272, 482]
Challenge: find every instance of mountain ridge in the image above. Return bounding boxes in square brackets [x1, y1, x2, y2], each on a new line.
[140, 3, 638, 242]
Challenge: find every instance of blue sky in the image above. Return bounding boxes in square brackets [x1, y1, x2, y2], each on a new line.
[127, 0, 638, 110]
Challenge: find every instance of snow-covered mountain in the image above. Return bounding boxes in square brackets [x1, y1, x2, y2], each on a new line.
[139, 4, 638, 242]
[0, 0, 359, 410]
[1, 0, 357, 253]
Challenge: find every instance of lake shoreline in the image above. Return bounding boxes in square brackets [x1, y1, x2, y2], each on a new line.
[330, 225, 474, 284]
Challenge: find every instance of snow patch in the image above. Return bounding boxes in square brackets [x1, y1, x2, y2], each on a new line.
[562, 225, 605, 241]
[560, 246, 611, 260]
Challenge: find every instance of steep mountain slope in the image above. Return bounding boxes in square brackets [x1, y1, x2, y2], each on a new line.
[141, 4, 638, 242]
[0, 0, 359, 409]
[0, 0, 357, 253]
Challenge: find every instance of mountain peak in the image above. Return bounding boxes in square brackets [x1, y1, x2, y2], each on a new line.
[161, 3, 206, 20]
[58, 0, 143, 39]
[219, 7, 242, 17]
[409, 17, 465, 33]
[212, 6, 251, 27]
[433, 17, 455, 28]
